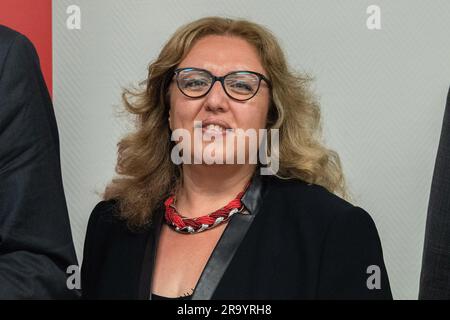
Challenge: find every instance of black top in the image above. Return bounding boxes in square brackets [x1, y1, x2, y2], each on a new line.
[81, 173, 392, 299]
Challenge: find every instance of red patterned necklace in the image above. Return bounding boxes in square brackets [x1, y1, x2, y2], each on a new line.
[164, 181, 251, 234]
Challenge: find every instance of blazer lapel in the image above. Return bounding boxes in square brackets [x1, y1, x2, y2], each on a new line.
[192, 173, 265, 300]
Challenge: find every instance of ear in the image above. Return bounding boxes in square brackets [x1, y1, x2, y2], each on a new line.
[168, 109, 173, 131]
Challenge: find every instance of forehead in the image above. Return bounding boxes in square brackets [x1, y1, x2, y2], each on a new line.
[178, 35, 266, 76]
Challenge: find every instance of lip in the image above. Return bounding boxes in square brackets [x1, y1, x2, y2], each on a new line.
[201, 118, 232, 129]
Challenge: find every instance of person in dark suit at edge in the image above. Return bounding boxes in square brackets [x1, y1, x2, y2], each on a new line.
[420, 87, 450, 299]
[0, 25, 79, 299]
[82, 17, 392, 300]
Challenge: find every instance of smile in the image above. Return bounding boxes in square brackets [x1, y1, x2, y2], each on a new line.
[202, 124, 234, 134]
[193, 120, 234, 135]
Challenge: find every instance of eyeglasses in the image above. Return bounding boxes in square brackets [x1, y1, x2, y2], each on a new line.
[173, 67, 271, 101]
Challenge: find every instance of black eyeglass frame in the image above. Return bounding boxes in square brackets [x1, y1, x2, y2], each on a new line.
[173, 67, 272, 101]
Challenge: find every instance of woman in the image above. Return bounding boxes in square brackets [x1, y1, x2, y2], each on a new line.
[81, 17, 392, 300]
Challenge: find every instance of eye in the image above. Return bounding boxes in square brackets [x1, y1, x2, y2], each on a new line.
[227, 80, 255, 94]
[182, 78, 209, 91]
[225, 73, 259, 95]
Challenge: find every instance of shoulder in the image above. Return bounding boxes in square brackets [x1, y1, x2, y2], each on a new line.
[82, 200, 130, 267]
[89, 199, 119, 220]
[261, 175, 380, 242]
[263, 175, 356, 222]
[0, 25, 22, 48]
[84, 200, 127, 245]
[265, 174, 381, 244]
[86, 199, 123, 232]
[0, 25, 36, 70]
[85, 199, 153, 239]
[0, 26, 42, 99]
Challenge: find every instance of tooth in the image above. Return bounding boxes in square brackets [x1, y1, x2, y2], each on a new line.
[205, 124, 224, 132]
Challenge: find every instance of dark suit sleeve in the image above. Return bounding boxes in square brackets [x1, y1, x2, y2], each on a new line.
[317, 206, 393, 299]
[0, 27, 79, 299]
[419, 87, 450, 299]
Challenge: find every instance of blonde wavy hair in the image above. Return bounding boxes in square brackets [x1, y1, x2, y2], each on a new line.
[104, 16, 350, 228]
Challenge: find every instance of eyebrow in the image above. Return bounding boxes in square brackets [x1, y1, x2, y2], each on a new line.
[178, 66, 269, 78]
[183, 64, 265, 72]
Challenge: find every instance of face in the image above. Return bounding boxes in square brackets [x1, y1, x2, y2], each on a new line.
[168, 35, 271, 165]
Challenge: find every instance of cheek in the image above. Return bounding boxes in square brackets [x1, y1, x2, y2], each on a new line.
[257, 97, 271, 128]
[169, 94, 198, 128]
[236, 100, 269, 130]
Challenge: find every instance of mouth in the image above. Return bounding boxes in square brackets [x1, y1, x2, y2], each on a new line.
[202, 124, 234, 134]
[195, 120, 234, 135]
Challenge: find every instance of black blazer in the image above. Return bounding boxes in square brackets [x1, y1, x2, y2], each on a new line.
[81, 174, 392, 299]
[0, 25, 78, 298]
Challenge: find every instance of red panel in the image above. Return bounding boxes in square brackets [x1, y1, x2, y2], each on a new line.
[0, 0, 53, 96]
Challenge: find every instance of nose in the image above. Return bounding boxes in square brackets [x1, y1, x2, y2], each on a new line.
[203, 80, 230, 113]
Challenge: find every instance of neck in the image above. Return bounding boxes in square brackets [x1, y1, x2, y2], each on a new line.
[175, 164, 256, 218]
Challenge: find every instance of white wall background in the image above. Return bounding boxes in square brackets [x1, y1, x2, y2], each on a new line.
[53, 0, 450, 299]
